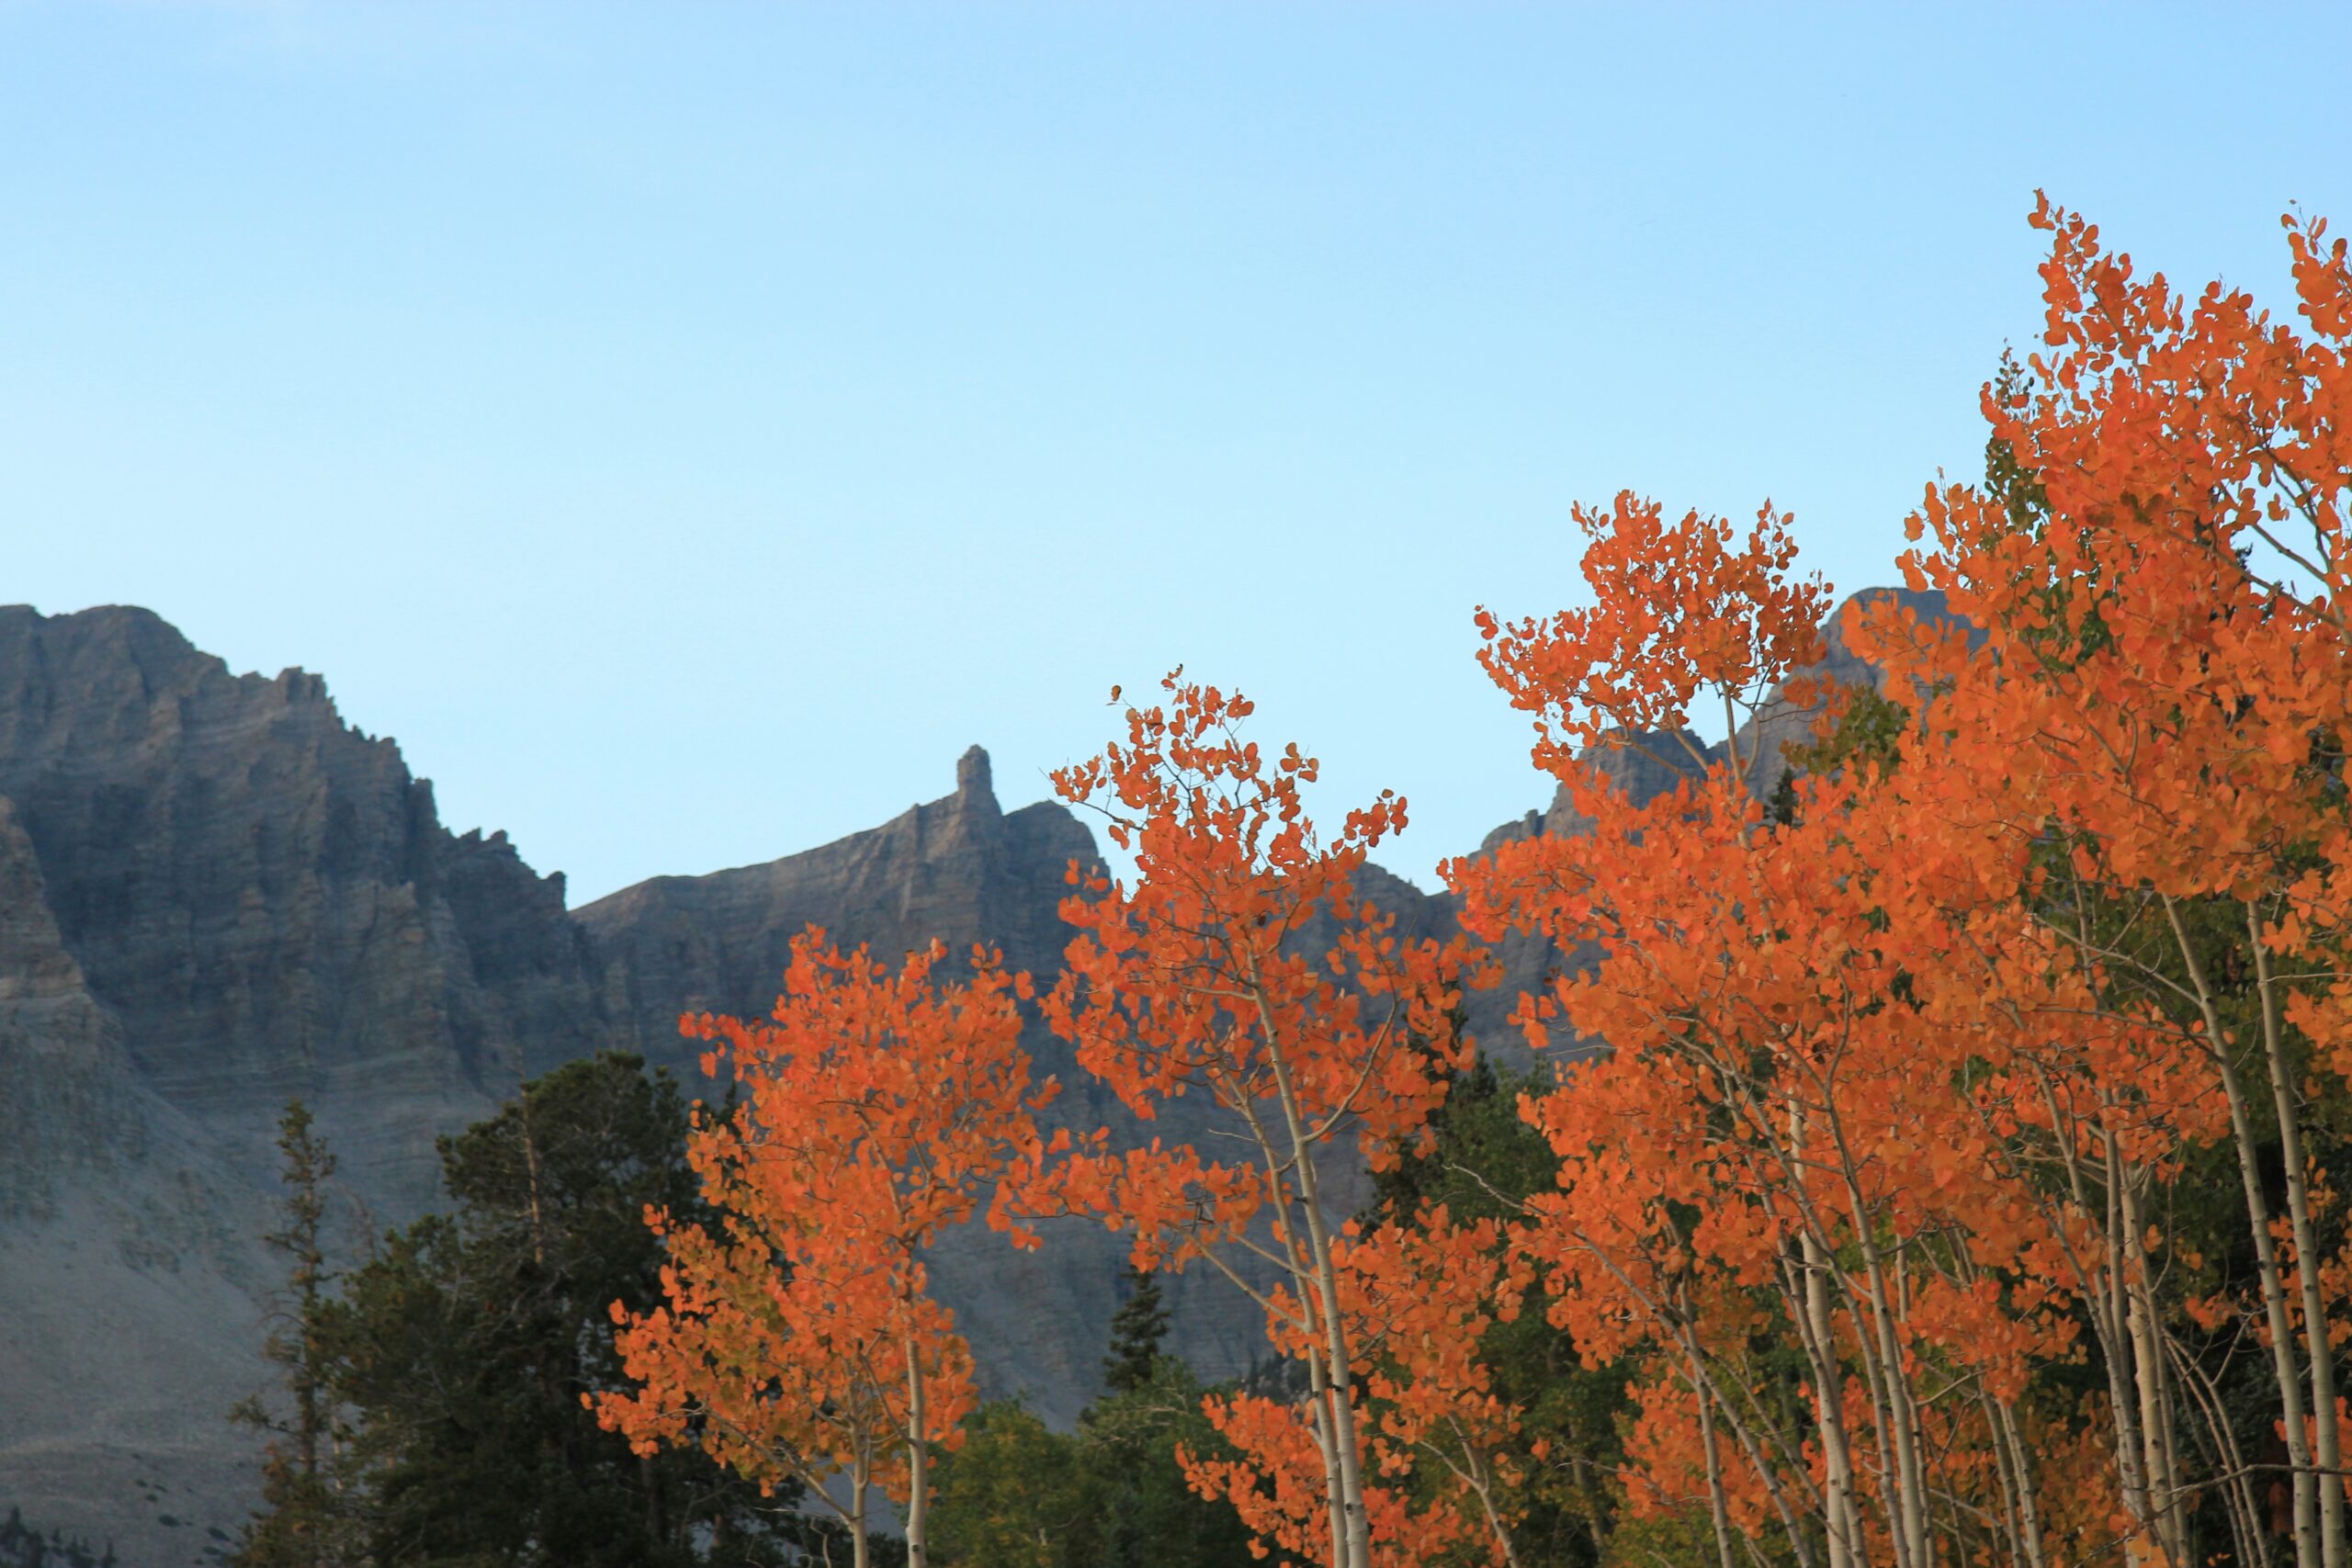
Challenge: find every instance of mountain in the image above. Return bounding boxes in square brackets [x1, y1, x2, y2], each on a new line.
[0, 606, 1280, 1563]
[0, 591, 1927, 1562]
[0, 604, 628, 1566]
[576, 743, 1286, 1423]
[582, 745, 1087, 1057]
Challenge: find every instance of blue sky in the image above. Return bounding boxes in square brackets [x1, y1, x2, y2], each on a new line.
[5, 2, 2347, 901]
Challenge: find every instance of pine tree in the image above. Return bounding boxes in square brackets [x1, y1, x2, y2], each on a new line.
[231, 1100, 360, 1568]
[1101, 1263, 1169, 1396]
[331, 1051, 797, 1567]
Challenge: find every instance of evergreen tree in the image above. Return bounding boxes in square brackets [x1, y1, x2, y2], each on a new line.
[321, 1053, 800, 1566]
[1099, 1264, 1169, 1396]
[232, 1100, 364, 1568]
[929, 1363, 1256, 1568]
[0, 1506, 116, 1568]
[1363, 1055, 1627, 1568]
[1073, 1360, 1256, 1568]
[929, 1277, 1253, 1568]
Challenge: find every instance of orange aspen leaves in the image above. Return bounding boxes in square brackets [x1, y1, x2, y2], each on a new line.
[595, 931, 1054, 1562]
[1021, 673, 1495, 1568]
[1472, 491, 1830, 794]
[590, 197, 2352, 1568]
[1453, 197, 2352, 1566]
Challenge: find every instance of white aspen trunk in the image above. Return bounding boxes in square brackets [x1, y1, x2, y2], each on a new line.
[2098, 1127, 2156, 1531]
[2119, 1168, 2188, 1568]
[2251, 906, 2348, 1568]
[1303, 1319, 1352, 1568]
[1989, 1395, 2050, 1568]
[2169, 1336, 2275, 1568]
[1874, 1258, 1931, 1565]
[2038, 1074, 2159, 1554]
[1299, 1154, 1373, 1568]
[1222, 1057, 1353, 1568]
[2222, 1046, 2323, 1568]
[2166, 897, 2320, 1568]
[1462, 1455, 1522, 1568]
[1806, 1250, 1866, 1568]
[2124, 1257, 2183, 1561]
[1835, 1168, 1932, 1568]
[1691, 1364, 1740, 1568]
[1688, 1319, 1826, 1567]
[1250, 963, 1372, 1568]
[851, 1459, 871, 1568]
[1837, 1246, 1912, 1568]
[903, 1331, 930, 1568]
[1792, 1102, 1861, 1568]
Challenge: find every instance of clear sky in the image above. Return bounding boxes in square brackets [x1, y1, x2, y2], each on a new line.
[5, 3, 2347, 903]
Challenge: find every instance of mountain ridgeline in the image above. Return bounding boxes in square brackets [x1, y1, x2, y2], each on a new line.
[0, 593, 1939, 1563]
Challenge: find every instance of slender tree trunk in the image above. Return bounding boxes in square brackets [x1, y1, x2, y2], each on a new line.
[2119, 1167, 2188, 1567]
[1222, 1061, 1351, 1568]
[1787, 1104, 1862, 1568]
[1297, 1147, 1373, 1568]
[1800, 1246, 1865, 1568]
[1251, 964, 1371, 1568]
[2098, 1127, 2156, 1531]
[2168, 1336, 2274, 1568]
[904, 1330, 930, 1568]
[1836, 1231, 1912, 1568]
[1455, 1445, 1521, 1568]
[851, 1459, 872, 1568]
[1834, 1162, 1931, 1568]
[2167, 897, 2320, 1568]
[1690, 1348, 1739, 1568]
[1792, 1105, 1861, 1568]
[1303, 1325, 1352, 1568]
[2251, 904, 2348, 1568]
[1986, 1393, 2050, 1568]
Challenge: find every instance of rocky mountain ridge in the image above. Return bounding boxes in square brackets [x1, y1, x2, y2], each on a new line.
[0, 591, 1933, 1563]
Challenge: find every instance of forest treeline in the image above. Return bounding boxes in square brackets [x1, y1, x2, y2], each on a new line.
[232, 200, 2352, 1567]
[0, 1507, 118, 1568]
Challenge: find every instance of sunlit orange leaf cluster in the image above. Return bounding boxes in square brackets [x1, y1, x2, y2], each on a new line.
[1447, 196, 2352, 1568]
[602, 200, 2352, 1568]
[595, 933, 1053, 1568]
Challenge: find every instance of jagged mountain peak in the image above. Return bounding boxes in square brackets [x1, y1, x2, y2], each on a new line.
[0, 590, 1951, 1562]
[577, 744, 1095, 1060]
[956, 741, 996, 807]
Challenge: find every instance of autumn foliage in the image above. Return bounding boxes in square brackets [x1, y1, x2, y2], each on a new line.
[596, 933, 1054, 1568]
[1021, 676, 1498, 1568]
[605, 200, 2352, 1568]
[1450, 196, 2352, 1568]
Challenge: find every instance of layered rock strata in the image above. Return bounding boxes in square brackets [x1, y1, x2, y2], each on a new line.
[0, 605, 618, 1566]
[0, 588, 1930, 1562]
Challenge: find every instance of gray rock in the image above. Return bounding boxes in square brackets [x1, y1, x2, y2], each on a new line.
[0, 589, 1955, 1562]
[577, 744, 1276, 1422]
[0, 604, 617, 1565]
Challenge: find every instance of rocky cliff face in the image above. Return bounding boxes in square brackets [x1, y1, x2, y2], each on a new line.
[0, 607, 615, 1170]
[0, 772, 273, 1568]
[582, 746, 1089, 1066]
[576, 744, 1295, 1421]
[0, 590, 1937, 1563]
[0, 605, 621, 1566]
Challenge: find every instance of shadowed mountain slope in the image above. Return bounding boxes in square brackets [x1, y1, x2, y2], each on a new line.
[0, 604, 626, 1566]
[0, 588, 1939, 1562]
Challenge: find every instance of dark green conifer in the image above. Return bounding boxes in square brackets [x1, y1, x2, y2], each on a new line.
[231, 1100, 361, 1568]
[1100, 1262, 1170, 1395]
[323, 1052, 797, 1567]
